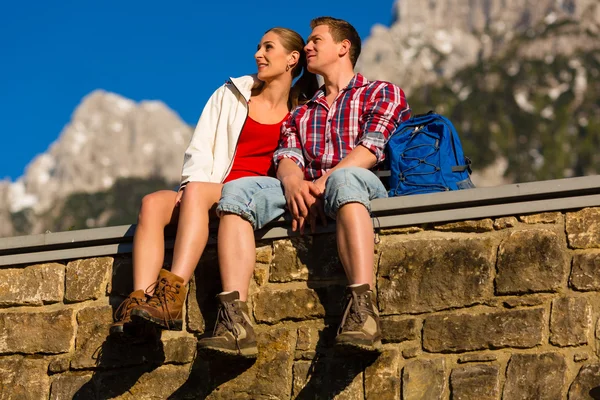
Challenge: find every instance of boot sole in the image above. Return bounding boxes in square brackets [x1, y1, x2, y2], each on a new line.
[335, 339, 383, 354]
[130, 309, 182, 331]
[198, 344, 258, 359]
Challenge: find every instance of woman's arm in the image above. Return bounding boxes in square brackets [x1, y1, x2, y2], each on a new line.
[180, 85, 227, 187]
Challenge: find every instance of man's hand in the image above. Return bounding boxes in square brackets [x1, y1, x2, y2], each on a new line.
[281, 175, 320, 233]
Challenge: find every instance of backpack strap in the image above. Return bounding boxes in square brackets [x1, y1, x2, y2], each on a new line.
[451, 157, 473, 174]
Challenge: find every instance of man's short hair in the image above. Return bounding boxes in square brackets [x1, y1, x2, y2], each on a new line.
[310, 17, 361, 67]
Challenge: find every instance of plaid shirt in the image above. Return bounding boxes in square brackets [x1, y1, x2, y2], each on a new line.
[273, 73, 410, 180]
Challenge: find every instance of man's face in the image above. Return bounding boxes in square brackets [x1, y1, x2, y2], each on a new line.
[304, 25, 341, 75]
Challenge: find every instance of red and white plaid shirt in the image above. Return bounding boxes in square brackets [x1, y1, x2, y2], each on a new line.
[274, 73, 410, 180]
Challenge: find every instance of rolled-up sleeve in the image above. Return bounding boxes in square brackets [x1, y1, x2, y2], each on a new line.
[358, 83, 411, 163]
[273, 112, 305, 169]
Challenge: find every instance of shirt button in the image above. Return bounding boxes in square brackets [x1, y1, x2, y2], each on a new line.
[328, 119, 332, 122]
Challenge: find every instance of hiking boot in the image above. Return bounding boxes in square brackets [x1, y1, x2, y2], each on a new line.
[197, 291, 258, 358]
[110, 289, 147, 335]
[334, 284, 382, 353]
[130, 269, 187, 330]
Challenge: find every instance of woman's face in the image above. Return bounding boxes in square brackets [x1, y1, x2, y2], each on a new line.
[255, 31, 292, 81]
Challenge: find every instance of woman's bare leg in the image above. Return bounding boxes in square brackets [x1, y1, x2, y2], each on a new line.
[217, 214, 256, 301]
[132, 190, 180, 292]
[170, 182, 223, 284]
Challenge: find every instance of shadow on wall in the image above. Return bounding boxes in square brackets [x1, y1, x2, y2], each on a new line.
[73, 332, 165, 398]
[294, 233, 379, 398]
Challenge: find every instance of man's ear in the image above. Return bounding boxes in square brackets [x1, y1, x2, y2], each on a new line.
[338, 39, 351, 58]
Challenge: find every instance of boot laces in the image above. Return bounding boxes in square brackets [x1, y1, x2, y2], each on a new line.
[114, 294, 144, 322]
[145, 278, 180, 329]
[212, 301, 243, 353]
[338, 291, 371, 335]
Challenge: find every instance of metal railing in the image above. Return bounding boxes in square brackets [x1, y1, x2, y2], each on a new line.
[1, 175, 599, 267]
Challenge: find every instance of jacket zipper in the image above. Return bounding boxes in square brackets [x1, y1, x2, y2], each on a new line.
[221, 79, 250, 182]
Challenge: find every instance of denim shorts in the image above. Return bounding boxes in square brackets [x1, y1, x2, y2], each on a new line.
[216, 167, 388, 230]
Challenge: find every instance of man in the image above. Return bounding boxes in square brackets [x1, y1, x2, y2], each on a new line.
[198, 17, 410, 357]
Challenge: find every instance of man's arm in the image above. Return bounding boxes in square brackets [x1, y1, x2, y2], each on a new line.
[313, 82, 410, 194]
[274, 113, 319, 233]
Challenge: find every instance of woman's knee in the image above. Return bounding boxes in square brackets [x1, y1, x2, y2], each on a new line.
[180, 182, 222, 208]
[138, 191, 175, 225]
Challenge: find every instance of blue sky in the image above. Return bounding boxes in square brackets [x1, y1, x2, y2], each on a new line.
[0, 0, 396, 181]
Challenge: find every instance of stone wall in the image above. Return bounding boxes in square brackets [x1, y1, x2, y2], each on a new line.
[2, 208, 600, 399]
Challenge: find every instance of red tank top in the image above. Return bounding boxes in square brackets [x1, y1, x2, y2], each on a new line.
[223, 114, 288, 183]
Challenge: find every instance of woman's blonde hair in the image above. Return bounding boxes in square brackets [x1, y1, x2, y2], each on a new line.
[266, 27, 319, 108]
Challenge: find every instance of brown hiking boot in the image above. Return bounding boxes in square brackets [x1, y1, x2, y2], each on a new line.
[110, 289, 147, 335]
[130, 269, 187, 330]
[197, 291, 258, 358]
[335, 284, 382, 353]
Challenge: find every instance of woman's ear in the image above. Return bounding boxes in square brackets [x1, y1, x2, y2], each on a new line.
[288, 50, 300, 69]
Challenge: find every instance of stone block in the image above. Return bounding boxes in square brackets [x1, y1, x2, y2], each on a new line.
[495, 230, 567, 294]
[65, 257, 113, 302]
[185, 276, 205, 334]
[566, 208, 600, 249]
[296, 325, 319, 352]
[450, 365, 500, 400]
[568, 363, 600, 400]
[255, 245, 272, 264]
[365, 349, 401, 400]
[380, 226, 423, 235]
[402, 347, 419, 359]
[502, 295, 546, 308]
[380, 317, 419, 343]
[50, 374, 93, 400]
[48, 356, 71, 374]
[493, 216, 518, 230]
[253, 264, 269, 287]
[378, 236, 495, 314]
[550, 296, 592, 346]
[293, 361, 313, 398]
[270, 235, 343, 282]
[423, 308, 544, 353]
[163, 336, 197, 364]
[0, 263, 64, 306]
[402, 358, 446, 400]
[503, 353, 566, 400]
[434, 219, 494, 232]
[519, 212, 562, 224]
[571, 252, 600, 291]
[0, 309, 74, 354]
[0, 356, 50, 399]
[458, 353, 497, 364]
[254, 288, 325, 324]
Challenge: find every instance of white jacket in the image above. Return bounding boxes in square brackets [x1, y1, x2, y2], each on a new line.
[180, 75, 261, 187]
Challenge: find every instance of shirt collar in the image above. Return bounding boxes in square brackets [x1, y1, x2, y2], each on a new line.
[308, 73, 370, 103]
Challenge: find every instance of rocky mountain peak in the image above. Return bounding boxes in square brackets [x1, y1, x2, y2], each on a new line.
[8, 90, 192, 215]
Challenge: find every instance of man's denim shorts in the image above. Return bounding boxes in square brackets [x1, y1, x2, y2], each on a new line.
[216, 167, 388, 230]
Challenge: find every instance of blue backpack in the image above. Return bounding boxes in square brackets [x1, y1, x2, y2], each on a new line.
[386, 111, 474, 196]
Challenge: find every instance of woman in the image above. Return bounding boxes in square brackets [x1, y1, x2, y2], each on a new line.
[111, 27, 318, 335]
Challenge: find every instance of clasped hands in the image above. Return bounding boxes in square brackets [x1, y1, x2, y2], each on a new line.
[282, 175, 328, 234]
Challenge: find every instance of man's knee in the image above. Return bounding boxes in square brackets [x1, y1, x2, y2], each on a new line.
[323, 168, 385, 218]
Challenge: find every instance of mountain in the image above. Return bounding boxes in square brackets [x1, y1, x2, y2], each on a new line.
[357, 0, 600, 185]
[1, 91, 192, 236]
